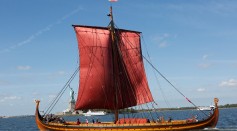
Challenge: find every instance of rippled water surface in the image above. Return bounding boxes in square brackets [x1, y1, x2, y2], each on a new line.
[0, 108, 236, 131]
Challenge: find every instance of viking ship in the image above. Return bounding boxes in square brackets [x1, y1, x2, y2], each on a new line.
[35, 6, 219, 131]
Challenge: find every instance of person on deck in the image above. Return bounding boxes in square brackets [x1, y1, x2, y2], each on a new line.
[92, 118, 95, 124]
[86, 119, 89, 124]
[77, 119, 81, 125]
[168, 117, 172, 122]
[156, 117, 161, 123]
[147, 119, 150, 123]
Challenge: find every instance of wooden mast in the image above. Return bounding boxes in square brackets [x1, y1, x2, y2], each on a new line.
[108, 6, 119, 122]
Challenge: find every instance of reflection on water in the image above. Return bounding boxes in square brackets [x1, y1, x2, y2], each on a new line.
[0, 108, 236, 131]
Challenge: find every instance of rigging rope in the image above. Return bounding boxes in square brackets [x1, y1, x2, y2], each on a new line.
[44, 66, 79, 116]
[111, 27, 208, 117]
[141, 55, 208, 117]
[141, 35, 172, 108]
[112, 24, 164, 122]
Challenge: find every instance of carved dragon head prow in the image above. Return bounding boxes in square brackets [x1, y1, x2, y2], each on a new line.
[214, 98, 219, 107]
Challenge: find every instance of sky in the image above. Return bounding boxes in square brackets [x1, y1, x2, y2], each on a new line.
[0, 0, 237, 116]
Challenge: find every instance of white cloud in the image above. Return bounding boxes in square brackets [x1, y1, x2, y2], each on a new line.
[17, 65, 32, 70]
[152, 33, 169, 41]
[47, 71, 67, 79]
[0, 96, 21, 102]
[232, 63, 237, 68]
[159, 41, 168, 48]
[202, 54, 208, 60]
[151, 33, 175, 48]
[32, 92, 39, 95]
[219, 79, 237, 88]
[57, 71, 66, 75]
[197, 88, 206, 92]
[0, 80, 10, 86]
[198, 63, 211, 69]
[198, 54, 212, 69]
[48, 95, 56, 98]
[0, 71, 67, 78]
[0, 6, 82, 54]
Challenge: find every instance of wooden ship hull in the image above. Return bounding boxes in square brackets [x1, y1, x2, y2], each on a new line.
[35, 98, 219, 131]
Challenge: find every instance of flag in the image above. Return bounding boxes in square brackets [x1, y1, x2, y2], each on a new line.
[109, 0, 118, 2]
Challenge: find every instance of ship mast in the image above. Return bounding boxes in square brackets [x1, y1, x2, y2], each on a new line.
[108, 6, 119, 122]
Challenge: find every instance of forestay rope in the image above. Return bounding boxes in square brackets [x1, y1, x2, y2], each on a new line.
[44, 66, 79, 116]
[142, 55, 209, 116]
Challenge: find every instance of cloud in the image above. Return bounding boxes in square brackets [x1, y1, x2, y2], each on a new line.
[159, 41, 168, 48]
[0, 70, 68, 78]
[47, 71, 67, 79]
[198, 63, 211, 69]
[0, 26, 52, 54]
[48, 94, 56, 99]
[0, 96, 21, 102]
[208, 1, 237, 16]
[202, 54, 208, 60]
[0, 6, 82, 54]
[233, 63, 237, 68]
[219, 79, 237, 88]
[197, 88, 206, 92]
[17, 65, 32, 70]
[0, 80, 10, 86]
[32, 92, 39, 95]
[57, 71, 66, 75]
[198, 54, 212, 69]
[198, 56, 237, 69]
[151, 33, 175, 48]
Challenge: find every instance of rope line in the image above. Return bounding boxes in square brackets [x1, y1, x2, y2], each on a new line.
[141, 54, 208, 117]
[44, 66, 79, 116]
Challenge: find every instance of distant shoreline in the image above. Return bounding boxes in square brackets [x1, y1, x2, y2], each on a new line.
[1, 105, 237, 118]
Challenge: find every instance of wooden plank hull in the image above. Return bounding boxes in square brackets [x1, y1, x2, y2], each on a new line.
[35, 99, 219, 131]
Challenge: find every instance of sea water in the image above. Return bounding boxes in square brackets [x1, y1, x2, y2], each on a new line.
[0, 108, 236, 131]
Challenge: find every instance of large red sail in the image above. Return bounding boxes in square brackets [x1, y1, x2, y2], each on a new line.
[73, 25, 153, 110]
